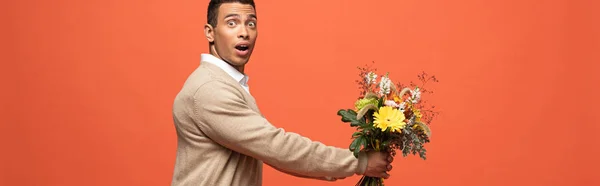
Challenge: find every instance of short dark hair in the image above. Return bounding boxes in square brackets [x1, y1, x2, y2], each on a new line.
[207, 0, 256, 27]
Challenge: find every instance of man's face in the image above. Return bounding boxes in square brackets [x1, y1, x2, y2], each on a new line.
[207, 3, 257, 68]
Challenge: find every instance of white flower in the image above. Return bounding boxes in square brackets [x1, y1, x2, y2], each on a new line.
[365, 72, 377, 85]
[378, 76, 391, 96]
[410, 87, 421, 104]
[384, 100, 399, 107]
[387, 100, 407, 112]
[399, 102, 406, 112]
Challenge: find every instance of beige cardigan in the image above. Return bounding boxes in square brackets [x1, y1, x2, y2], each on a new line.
[171, 62, 367, 186]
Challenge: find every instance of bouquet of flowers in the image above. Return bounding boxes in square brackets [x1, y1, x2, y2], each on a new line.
[337, 63, 439, 186]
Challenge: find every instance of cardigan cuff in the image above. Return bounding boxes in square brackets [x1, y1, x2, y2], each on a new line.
[356, 151, 368, 175]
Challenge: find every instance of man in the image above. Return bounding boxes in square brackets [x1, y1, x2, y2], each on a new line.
[171, 0, 394, 185]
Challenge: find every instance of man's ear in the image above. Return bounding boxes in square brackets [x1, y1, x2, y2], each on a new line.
[204, 24, 215, 43]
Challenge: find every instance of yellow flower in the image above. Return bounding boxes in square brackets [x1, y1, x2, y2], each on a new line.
[373, 106, 406, 133]
[393, 95, 402, 103]
[413, 109, 422, 122]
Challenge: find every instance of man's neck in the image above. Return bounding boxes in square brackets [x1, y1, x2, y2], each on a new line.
[209, 48, 245, 74]
[234, 65, 245, 74]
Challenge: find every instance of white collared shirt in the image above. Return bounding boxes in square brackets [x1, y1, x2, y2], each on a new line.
[201, 54, 250, 94]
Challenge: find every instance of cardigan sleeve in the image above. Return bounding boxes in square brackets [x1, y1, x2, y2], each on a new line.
[191, 80, 368, 178]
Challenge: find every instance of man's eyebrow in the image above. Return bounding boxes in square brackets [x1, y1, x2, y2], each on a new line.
[224, 13, 257, 20]
[224, 14, 240, 19]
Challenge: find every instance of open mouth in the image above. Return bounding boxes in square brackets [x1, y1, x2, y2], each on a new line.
[235, 44, 249, 51]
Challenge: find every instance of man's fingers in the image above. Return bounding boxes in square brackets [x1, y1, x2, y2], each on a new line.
[381, 172, 390, 179]
[387, 155, 394, 163]
[387, 164, 393, 171]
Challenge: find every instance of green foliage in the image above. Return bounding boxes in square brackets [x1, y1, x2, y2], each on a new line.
[355, 98, 379, 111]
[349, 135, 367, 158]
[337, 109, 365, 127]
[398, 127, 430, 160]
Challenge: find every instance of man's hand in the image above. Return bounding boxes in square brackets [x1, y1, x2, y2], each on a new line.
[363, 151, 394, 179]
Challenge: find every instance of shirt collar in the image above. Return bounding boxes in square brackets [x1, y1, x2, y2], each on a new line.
[200, 53, 249, 86]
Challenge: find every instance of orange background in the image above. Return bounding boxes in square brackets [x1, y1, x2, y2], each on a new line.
[3, 0, 600, 185]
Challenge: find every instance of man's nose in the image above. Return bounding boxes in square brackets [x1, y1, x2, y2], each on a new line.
[238, 25, 249, 39]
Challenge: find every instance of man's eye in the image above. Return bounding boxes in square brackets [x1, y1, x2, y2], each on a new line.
[248, 22, 256, 27]
[227, 21, 236, 26]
